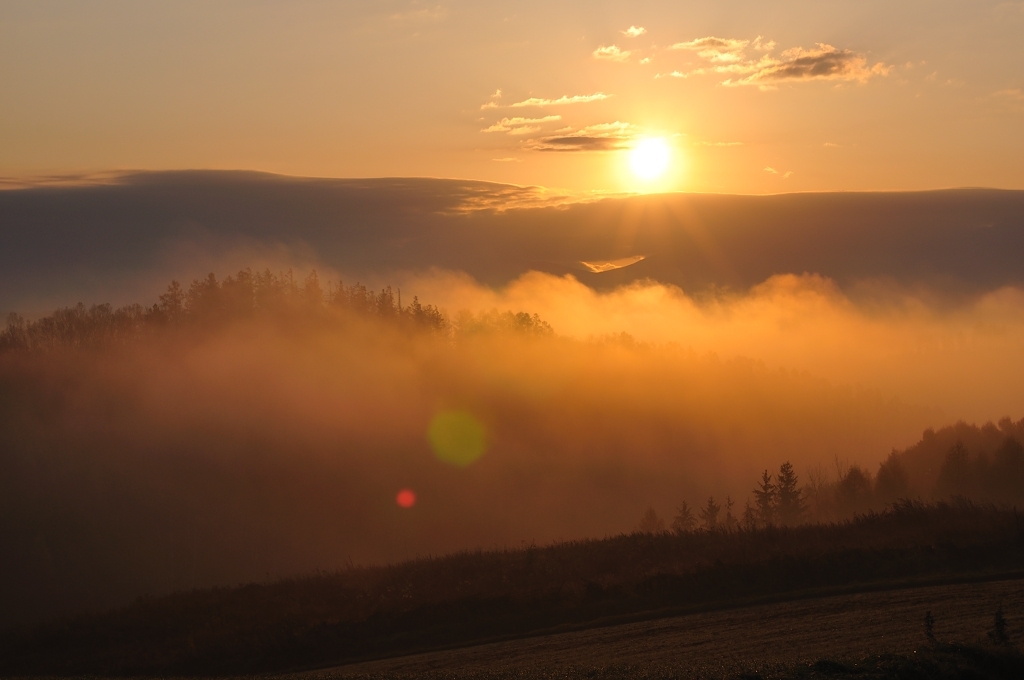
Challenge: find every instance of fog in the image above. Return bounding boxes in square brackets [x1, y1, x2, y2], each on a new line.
[411, 270, 1024, 424]
[4, 173, 1024, 628]
[6, 263, 1024, 627]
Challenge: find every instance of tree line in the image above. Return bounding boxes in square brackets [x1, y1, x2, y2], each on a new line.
[0, 267, 552, 353]
[640, 425, 1024, 534]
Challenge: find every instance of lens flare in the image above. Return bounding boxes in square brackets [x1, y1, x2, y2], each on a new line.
[395, 488, 416, 508]
[630, 138, 670, 180]
[427, 410, 487, 467]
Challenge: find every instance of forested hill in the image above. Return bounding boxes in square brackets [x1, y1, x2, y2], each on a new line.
[0, 267, 551, 353]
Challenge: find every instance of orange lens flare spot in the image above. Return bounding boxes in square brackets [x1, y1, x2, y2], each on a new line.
[395, 488, 417, 508]
[427, 410, 487, 467]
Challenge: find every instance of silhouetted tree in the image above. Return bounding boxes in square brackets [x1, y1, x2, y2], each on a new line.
[1, 313, 27, 351]
[186, 273, 222, 320]
[158, 281, 185, 321]
[936, 441, 972, 498]
[722, 496, 738, 532]
[989, 605, 1010, 646]
[875, 450, 910, 504]
[671, 501, 696, 534]
[753, 470, 775, 527]
[775, 462, 804, 526]
[990, 437, 1024, 502]
[742, 500, 757, 531]
[303, 271, 323, 308]
[699, 496, 721, 531]
[837, 465, 873, 516]
[637, 508, 665, 534]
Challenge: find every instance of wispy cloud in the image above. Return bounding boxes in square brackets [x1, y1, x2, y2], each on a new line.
[481, 115, 562, 134]
[581, 255, 645, 273]
[525, 121, 640, 152]
[491, 157, 522, 163]
[764, 166, 778, 174]
[622, 26, 647, 38]
[655, 70, 690, 79]
[447, 185, 589, 213]
[992, 88, 1024, 101]
[665, 37, 890, 90]
[479, 88, 503, 110]
[509, 93, 611, 108]
[723, 44, 891, 88]
[593, 45, 632, 62]
[671, 36, 749, 63]
[989, 88, 1024, 111]
[389, 4, 446, 21]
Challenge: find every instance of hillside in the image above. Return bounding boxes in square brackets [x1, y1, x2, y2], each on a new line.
[3, 501, 1024, 676]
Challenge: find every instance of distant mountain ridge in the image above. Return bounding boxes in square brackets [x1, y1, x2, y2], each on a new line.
[2, 171, 1023, 314]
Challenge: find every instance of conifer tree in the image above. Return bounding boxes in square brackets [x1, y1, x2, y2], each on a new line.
[742, 500, 757, 531]
[753, 470, 775, 527]
[699, 496, 721, 531]
[722, 496, 738, 532]
[775, 461, 804, 526]
[637, 508, 665, 534]
[672, 501, 696, 534]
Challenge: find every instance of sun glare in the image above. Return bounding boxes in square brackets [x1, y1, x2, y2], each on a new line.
[630, 138, 671, 181]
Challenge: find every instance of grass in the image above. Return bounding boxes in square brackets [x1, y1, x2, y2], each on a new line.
[3, 501, 1024, 677]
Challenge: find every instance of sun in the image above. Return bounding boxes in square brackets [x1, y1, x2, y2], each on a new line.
[630, 138, 671, 180]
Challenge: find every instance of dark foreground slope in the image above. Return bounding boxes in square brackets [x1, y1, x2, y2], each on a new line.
[319, 579, 1024, 679]
[4, 502, 1024, 677]
[2, 172, 1024, 313]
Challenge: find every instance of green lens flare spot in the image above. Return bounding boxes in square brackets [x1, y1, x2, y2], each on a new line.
[428, 410, 486, 467]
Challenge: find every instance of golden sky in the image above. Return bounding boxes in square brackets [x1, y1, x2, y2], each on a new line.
[2, 0, 1023, 193]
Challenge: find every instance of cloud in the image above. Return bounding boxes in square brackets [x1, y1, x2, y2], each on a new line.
[655, 70, 690, 79]
[640, 57, 651, 65]
[722, 44, 891, 88]
[491, 157, 522, 163]
[666, 37, 890, 89]
[593, 45, 632, 62]
[445, 184, 586, 213]
[992, 88, 1024, 101]
[509, 93, 611, 108]
[479, 89, 503, 110]
[0, 171, 126, 191]
[764, 167, 778, 174]
[672, 36, 749, 52]
[581, 255, 646, 273]
[824, 142, 840, 147]
[481, 116, 562, 134]
[525, 121, 640, 152]
[671, 36, 749, 63]
[783, 171, 794, 179]
[622, 26, 647, 38]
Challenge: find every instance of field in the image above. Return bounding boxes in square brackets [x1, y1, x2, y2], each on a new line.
[317, 577, 1024, 679]
[5, 502, 1024, 678]
[8, 577, 1024, 679]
